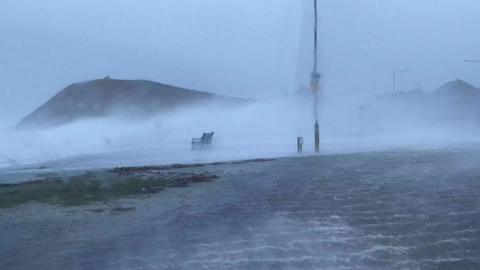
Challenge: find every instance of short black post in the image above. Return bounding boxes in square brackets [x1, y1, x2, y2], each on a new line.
[315, 120, 320, 153]
[297, 137, 304, 154]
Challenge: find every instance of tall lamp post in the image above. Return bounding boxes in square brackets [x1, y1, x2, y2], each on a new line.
[311, 0, 321, 153]
[393, 69, 410, 93]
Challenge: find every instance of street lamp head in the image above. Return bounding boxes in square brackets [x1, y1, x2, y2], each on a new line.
[394, 69, 411, 73]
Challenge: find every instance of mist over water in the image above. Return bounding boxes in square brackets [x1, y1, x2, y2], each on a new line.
[1, 99, 309, 169]
[1, 90, 479, 172]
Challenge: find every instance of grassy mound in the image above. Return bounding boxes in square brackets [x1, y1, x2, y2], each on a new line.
[0, 172, 217, 209]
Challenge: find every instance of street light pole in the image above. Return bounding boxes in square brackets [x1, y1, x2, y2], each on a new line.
[311, 0, 321, 153]
[393, 69, 411, 93]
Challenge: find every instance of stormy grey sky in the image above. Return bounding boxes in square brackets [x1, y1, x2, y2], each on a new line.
[1, 0, 479, 125]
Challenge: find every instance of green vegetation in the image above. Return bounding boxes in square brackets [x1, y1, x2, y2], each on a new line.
[0, 172, 217, 209]
[0, 158, 277, 209]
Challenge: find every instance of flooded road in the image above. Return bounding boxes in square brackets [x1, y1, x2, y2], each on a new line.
[2, 148, 480, 269]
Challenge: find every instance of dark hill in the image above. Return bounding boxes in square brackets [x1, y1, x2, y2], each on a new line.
[432, 79, 478, 98]
[430, 79, 480, 124]
[358, 79, 480, 128]
[18, 77, 248, 129]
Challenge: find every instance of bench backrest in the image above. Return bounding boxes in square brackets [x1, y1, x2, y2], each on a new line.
[201, 132, 214, 143]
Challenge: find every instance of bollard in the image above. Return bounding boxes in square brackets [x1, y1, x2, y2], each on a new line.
[297, 137, 304, 154]
[314, 120, 320, 153]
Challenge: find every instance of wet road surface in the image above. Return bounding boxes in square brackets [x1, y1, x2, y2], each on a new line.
[2, 148, 480, 269]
